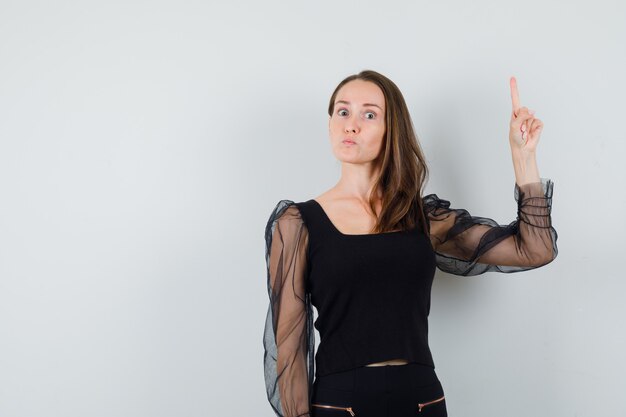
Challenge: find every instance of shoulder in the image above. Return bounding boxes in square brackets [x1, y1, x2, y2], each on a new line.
[268, 199, 297, 217]
[265, 200, 310, 249]
[422, 193, 451, 215]
[265, 199, 309, 231]
[267, 199, 301, 223]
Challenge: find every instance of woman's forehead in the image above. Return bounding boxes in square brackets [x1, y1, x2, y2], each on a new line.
[336, 80, 385, 109]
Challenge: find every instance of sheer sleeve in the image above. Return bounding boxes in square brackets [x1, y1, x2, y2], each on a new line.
[423, 178, 558, 276]
[263, 200, 315, 417]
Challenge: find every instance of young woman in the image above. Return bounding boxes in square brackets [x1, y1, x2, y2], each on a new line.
[263, 70, 558, 417]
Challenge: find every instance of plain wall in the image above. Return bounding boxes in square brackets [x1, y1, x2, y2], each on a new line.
[0, 1, 624, 416]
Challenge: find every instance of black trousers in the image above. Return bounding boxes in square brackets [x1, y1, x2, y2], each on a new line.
[311, 362, 447, 417]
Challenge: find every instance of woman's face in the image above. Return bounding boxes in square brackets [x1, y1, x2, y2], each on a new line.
[328, 79, 386, 164]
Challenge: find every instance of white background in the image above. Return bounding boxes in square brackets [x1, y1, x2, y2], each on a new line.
[1, 1, 624, 416]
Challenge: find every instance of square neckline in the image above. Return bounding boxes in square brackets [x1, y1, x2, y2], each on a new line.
[310, 199, 413, 237]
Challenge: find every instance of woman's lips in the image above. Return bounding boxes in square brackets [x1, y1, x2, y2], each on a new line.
[342, 140, 356, 145]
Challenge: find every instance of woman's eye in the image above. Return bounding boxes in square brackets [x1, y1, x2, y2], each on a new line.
[337, 109, 376, 119]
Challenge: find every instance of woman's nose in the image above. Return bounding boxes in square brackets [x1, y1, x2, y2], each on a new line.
[342, 113, 359, 133]
[345, 121, 358, 133]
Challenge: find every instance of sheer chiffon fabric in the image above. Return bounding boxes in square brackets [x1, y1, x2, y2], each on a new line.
[264, 202, 314, 417]
[424, 178, 558, 275]
[263, 178, 557, 417]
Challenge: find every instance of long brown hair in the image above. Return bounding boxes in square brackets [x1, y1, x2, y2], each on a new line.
[327, 69, 430, 234]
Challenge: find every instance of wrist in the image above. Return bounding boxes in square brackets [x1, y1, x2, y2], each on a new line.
[511, 150, 540, 186]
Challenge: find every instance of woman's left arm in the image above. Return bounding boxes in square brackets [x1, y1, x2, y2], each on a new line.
[424, 77, 558, 276]
[474, 76, 557, 267]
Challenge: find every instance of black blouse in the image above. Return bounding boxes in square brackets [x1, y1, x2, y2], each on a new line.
[263, 178, 558, 417]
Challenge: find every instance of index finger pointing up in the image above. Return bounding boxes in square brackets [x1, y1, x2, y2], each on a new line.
[510, 76, 521, 116]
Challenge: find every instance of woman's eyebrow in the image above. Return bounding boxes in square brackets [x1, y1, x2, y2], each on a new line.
[335, 100, 383, 111]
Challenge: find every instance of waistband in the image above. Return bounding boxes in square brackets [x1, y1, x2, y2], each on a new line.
[314, 362, 440, 394]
